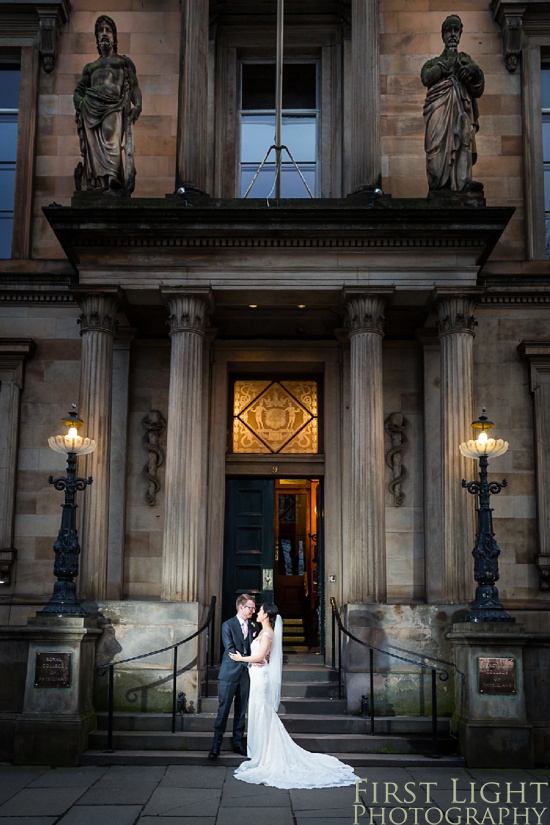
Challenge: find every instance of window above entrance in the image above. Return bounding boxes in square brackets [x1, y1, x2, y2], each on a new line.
[232, 379, 319, 454]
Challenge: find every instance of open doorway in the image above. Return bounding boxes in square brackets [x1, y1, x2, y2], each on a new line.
[222, 477, 322, 653]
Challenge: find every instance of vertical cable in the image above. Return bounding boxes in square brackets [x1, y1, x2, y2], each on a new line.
[275, 0, 284, 198]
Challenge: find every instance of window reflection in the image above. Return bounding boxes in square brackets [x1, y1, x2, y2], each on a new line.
[542, 67, 550, 258]
[0, 67, 20, 259]
[240, 62, 318, 198]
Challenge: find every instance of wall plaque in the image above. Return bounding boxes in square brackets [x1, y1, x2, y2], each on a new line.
[34, 652, 72, 688]
[478, 657, 516, 695]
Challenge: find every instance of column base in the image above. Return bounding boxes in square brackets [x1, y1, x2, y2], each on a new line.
[455, 719, 533, 769]
[14, 712, 96, 767]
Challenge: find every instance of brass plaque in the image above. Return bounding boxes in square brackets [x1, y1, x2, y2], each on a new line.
[34, 652, 71, 689]
[478, 657, 516, 695]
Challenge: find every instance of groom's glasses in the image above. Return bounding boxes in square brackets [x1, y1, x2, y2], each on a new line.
[244, 604, 255, 611]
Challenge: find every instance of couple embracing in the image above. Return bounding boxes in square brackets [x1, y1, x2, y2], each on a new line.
[209, 593, 359, 789]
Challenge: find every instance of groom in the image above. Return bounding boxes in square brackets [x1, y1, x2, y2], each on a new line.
[208, 593, 258, 759]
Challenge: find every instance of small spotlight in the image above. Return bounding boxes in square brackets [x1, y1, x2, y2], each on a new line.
[297, 304, 306, 309]
[249, 304, 257, 308]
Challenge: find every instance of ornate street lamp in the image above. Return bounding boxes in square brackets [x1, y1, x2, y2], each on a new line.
[39, 406, 96, 616]
[459, 408, 514, 623]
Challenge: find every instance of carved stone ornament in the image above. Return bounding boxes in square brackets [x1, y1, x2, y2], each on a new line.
[345, 295, 387, 336]
[385, 412, 407, 507]
[436, 296, 478, 337]
[143, 410, 166, 506]
[77, 294, 119, 336]
[166, 295, 208, 335]
[491, 0, 525, 73]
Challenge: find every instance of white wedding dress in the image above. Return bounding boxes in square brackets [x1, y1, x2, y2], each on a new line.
[234, 618, 359, 789]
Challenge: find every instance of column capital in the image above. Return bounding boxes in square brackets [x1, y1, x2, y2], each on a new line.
[162, 289, 213, 336]
[343, 290, 393, 336]
[434, 291, 482, 337]
[75, 291, 120, 337]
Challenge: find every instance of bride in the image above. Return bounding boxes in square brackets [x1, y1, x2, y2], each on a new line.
[228, 603, 359, 789]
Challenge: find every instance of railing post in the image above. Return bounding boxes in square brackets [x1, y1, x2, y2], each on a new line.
[338, 622, 342, 699]
[331, 601, 336, 669]
[171, 645, 178, 734]
[369, 647, 375, 735]
[205, 621, 210, 699]
[210, 599, 216, 667]
[431, 669, 439, 758]
[106, 665, 114, 753]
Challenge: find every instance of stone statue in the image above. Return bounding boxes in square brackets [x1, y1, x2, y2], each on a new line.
[421, 15, 484, 194]
[74, 15, 142, 194]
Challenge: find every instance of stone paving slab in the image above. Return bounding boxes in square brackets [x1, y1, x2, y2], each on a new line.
[217, 808, 294, 825]
[0, 819, 56, 825]
[75, 781, 159, 806]
[290, 785, 359, 810]
[159, 766, 226, 788]
[28, 768, 107, 788]
[142, 786, 221, 818]
[0, 787, 85, 817]
[57, 806, 143, 825]
[138, 819, 216, 825]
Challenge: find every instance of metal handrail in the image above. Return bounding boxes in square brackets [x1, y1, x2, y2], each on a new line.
[96, 596, 216, 752]
[330, 597, 450, 758]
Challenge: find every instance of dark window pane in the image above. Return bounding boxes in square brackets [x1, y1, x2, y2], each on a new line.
[242, 63, 316, 110]
[0, 68, 20, 110]
[241, 162, 315, 198]
[0, 118, 19, 161]
[241, 115, 316, 163]
[0, 167, 16, 210]
[542, 67, 550, 110]
[0, 215, 13, 258]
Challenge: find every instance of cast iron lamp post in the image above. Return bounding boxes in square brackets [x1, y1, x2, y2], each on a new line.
[39, 407, 96, 616]
[459, 408, 514, 623]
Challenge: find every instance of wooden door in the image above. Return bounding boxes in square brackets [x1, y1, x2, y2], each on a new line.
[222, 478, 275, 622]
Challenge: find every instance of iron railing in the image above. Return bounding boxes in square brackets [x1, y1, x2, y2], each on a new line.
[330, 597, 450, 758]
[96, 595, 216, 752]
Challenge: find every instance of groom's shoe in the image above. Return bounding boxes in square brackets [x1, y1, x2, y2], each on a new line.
[208, 747, 220, 760]
[232, 744, 247, 756]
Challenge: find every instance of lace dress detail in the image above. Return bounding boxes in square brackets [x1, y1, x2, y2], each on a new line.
[234, 634, 359, 789]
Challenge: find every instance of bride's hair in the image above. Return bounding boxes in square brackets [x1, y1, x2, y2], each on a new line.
[261, 603, 279, 630]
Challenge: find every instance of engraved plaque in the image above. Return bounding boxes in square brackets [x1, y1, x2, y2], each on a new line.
[34, 652, 71, 688]
[478, 657, 516, 695]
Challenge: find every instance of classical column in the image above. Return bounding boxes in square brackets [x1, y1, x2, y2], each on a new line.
[417, 329, 443, 602]
[350, 0, 381, 192]
[107, 327, 136, 600]
[436, 291, 478, 604]
[176, 0, 210, 193]
[518, 342, 550, 589]
[77, 292, 119, 601]
[345, 291, 390, 603]
[0, 340, 36, 556]
[161, 292, 210, 602]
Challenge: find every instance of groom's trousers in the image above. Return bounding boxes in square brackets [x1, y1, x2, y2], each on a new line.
[212, 667, 250, 749]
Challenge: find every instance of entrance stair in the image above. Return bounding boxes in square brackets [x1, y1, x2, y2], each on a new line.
[81, 654, 463, 767]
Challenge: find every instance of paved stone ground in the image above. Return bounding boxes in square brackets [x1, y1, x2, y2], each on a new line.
[0, 764, 549, 825]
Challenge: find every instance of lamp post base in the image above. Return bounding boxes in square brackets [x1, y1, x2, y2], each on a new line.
[38, 581, 86, 617]
[463, 584, 514, 623]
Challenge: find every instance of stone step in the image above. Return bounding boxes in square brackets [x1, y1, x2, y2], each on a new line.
[96, 712, 451, 736]
[80, 749, 465, 768]
[87, 729, 458, 756]
[206, 679, 340, 698]
[200, 696, 346, 714]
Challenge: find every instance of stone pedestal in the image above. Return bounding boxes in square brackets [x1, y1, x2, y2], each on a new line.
[447, 622, 533, 768]
[13, 615, 100, 767]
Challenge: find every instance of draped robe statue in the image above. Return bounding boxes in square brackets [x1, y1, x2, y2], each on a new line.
[74, 15, 142, 194]
[421, 16, 484, 194]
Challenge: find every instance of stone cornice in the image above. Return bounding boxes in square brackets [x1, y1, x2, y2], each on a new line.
[43, 199, 514, 271]
[491, 0, 550, 72]
[0, 0, 70, 72]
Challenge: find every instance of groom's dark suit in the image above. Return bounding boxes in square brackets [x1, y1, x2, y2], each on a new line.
[211, 615, 258, 752]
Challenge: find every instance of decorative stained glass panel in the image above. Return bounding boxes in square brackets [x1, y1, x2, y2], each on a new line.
[232, 380, 319, 454]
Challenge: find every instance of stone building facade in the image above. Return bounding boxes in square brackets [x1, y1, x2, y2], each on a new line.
[1, 0, 550, 764]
